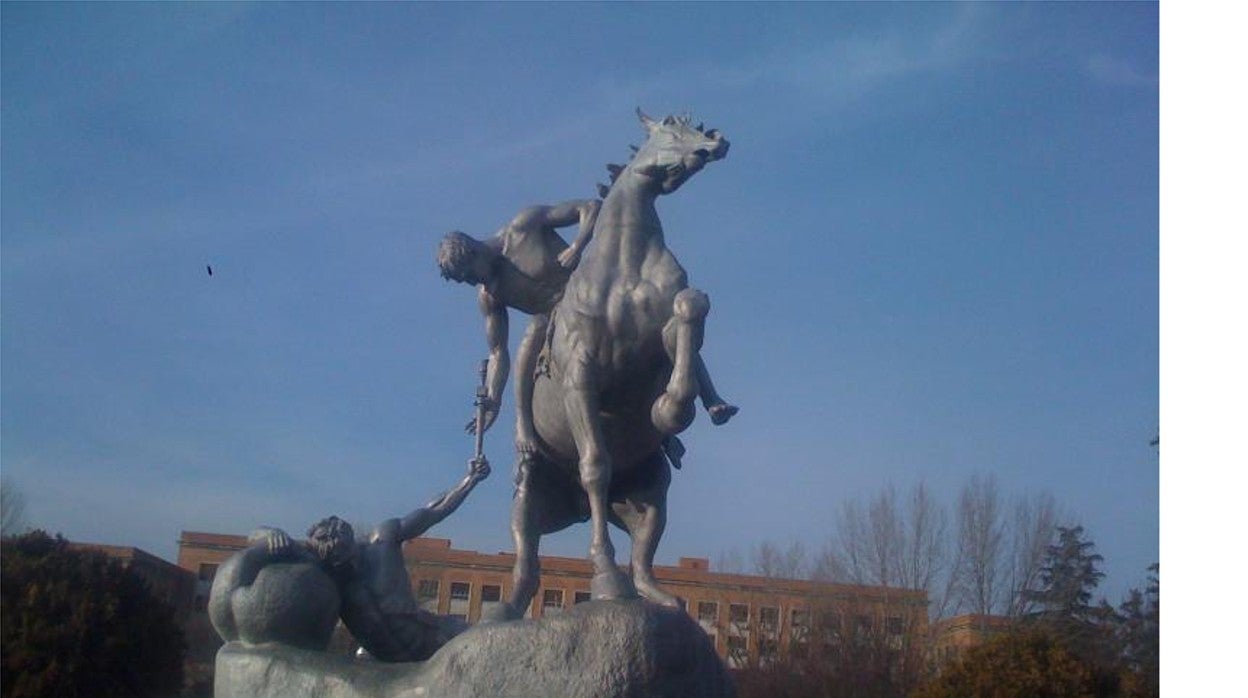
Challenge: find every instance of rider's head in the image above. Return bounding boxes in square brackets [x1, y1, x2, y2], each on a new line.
[437, 231, 496, 285]
[306, 516, 355, 568]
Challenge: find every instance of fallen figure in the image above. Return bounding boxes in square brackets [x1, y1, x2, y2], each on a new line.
[209, 456, 490, 661]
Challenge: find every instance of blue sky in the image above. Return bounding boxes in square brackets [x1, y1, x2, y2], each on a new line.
[2, 3, 1157, 605]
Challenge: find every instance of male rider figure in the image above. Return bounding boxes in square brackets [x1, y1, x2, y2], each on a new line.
[437, 200, 737, 467]
[216, 456, 490, 662]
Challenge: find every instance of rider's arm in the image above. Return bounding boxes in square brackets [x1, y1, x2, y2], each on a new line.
[549, 200, 601, 268]
[396, 458, 491, 541]
[512, 201, 600, 267]
[470, 287, 509, 434]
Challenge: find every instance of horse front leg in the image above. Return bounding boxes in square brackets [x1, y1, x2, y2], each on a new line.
[492, 455, 585, 620]
[498, 457, 542, 621]
[652, 287, 710, 435]
[563, 356, 636, 601]
[612, 451, 679, 608]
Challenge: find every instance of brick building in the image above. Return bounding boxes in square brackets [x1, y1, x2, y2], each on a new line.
[178, 531, 928, 668]
[929, 613, 1014, 664]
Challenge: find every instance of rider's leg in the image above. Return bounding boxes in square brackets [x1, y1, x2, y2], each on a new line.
[563, 350, 635, 600]
[694, 356, 739, 426]
[513, 314, 547, 458]
[652, 288, 709, 435]
[612, 452, 679, 607]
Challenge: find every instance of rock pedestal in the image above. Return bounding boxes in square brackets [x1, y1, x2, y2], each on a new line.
[214, 599, 735, 698]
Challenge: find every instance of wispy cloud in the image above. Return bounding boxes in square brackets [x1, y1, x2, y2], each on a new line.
[593, 3, 988, 111]
[1087, 53, 1157, 88]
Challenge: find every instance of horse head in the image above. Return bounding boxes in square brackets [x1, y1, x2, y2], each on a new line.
[624, 109, 729, 195]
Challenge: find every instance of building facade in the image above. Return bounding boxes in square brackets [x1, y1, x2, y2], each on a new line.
[928, 613, 1015, 664]
[178, 531, 928, 668]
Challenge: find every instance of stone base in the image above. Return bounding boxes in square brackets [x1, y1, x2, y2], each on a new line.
[215, 599, 734, 698]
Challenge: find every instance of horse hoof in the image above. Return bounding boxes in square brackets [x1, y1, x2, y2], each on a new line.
[709, 403, 739, 426]
[591, 566, 637, 601]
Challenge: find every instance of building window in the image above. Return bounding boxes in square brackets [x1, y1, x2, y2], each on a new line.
[542, 589, 565, 615]
[415, 579, 440, 612]
[727, 635, 749, 669]
[479, 583, 503, 620]
[885, 616, 905, 650]
[790, 609, 810, 638]
[759, 606, 779, 634]
[816, 612, 842, 644]
[197, 563, 218, 582]
[790, 608, 810, 652]
[885, 616, 904, 636]
[696, 601, 718, 638]
[448, 581, 471, 617]
[450, 582, 471, 601]
[729, 603, 749, 629]
[574, 591, 592, 605]
[417, 579, 439, 599]
[759, 637, 779, 667]
[855, 614, 873, 637]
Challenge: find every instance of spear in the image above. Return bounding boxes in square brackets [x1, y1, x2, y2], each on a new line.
[473, 359, 489, 460]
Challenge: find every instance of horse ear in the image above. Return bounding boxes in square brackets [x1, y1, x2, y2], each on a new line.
[636, 107, 657, 132]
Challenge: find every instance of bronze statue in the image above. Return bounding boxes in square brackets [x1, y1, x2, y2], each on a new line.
[208, 112, 742, 696]
[438, 199, 737, 471]
[209, 457, 491, 661]
[445, 110, 732, 617]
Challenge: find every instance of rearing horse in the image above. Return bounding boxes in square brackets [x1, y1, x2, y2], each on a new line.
[503, 111, 729, 616]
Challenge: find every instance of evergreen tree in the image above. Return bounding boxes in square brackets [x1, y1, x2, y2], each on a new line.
[1, 531, 186, 698]
[1018, 525, 1120, 694]
[1113, 564, 1159, 698]
[1023, 525, 1105, 626]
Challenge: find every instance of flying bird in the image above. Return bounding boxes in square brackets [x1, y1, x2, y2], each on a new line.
[206, 264, 213, 276]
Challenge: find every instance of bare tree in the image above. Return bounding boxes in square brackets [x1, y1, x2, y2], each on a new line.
[715, 546, 745, 574]
[751, 540, 809, 579]
[816, 486, 896, 586]
[817, 482, 951, 613]
[815, 497, 866, 584]
[1005, 492, 1059, 616]
[954, 473, 1006, 615]
[816, 475, 1062, 624]
[903, 483, 954, 618]
[1, 478, 28, 538]
[867, 486, 903, 587]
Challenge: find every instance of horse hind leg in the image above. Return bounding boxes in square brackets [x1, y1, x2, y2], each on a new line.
[652, 287, 710, 436]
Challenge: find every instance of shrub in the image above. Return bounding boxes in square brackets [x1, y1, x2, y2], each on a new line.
[1, 531, 186, 698]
